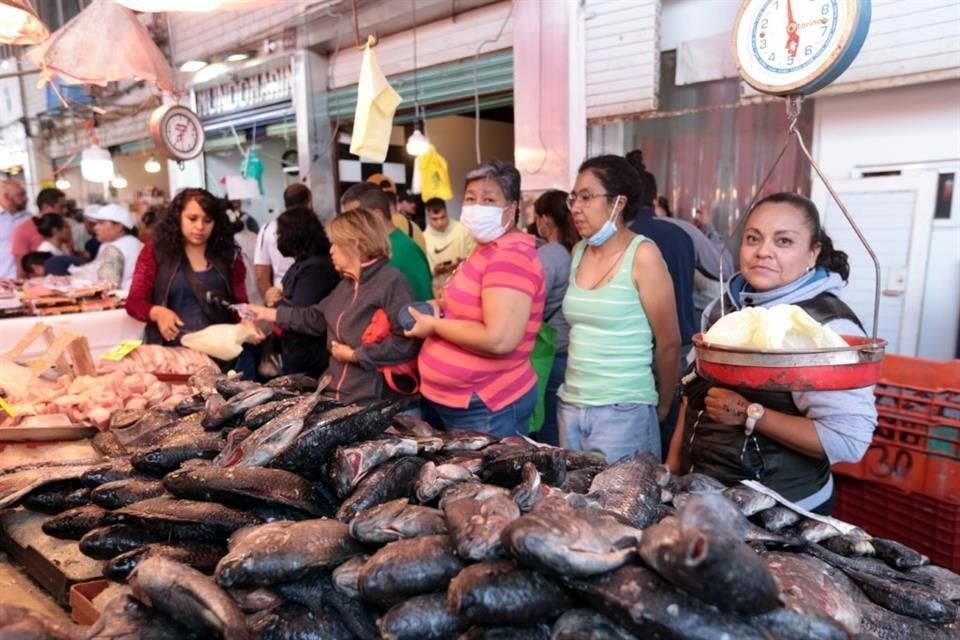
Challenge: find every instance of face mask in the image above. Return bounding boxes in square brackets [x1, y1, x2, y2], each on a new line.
[585, 196, 623, 247]
[461, 204, 508, 243]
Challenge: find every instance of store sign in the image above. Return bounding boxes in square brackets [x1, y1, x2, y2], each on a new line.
[196, 61, 293, 119]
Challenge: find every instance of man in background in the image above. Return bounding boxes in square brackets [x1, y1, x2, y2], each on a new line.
[0, 179, 30, 279]
[366, 174, 427, 253]
[398, 190, 425, 230]
[253, 183, 306, 300]
[11, 187, 68, 278]
[341, 182, 433, 301]
[422, 197, 473, 287]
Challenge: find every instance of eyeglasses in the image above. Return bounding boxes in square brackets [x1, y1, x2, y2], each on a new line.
[566, 192, 614, 209]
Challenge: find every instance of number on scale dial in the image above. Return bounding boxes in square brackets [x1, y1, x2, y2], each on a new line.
[164, 113, 200, 155]
[733, 0, 871, 96]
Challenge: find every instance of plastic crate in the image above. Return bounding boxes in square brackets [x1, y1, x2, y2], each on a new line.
[833, 476, 960, 572]
[832, 355, 960, 500]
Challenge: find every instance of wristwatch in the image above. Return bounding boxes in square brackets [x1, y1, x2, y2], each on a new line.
[745, 403, 765, 436]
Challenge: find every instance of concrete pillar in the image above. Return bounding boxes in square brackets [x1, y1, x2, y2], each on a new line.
[293, 50, 336, 221]
[512, 0, 587, 199]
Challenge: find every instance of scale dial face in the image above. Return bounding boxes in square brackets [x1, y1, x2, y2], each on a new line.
[733, 0, 870, 96]
[149, 105, 205, 162]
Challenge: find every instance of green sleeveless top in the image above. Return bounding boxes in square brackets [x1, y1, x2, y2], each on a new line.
[558, 236, 658, 407]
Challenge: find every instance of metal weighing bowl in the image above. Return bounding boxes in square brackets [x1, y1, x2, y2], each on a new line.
[693, 333, 887, 392]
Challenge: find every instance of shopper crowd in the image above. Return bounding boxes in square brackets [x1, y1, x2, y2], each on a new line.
[0, 150, 877, 515]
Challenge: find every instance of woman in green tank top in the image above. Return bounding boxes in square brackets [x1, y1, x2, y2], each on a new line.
[557, 155, 682, 463]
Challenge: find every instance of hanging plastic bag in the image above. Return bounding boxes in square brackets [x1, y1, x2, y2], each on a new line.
[350, 36, 401, 163]
[419, 145, 453, 201]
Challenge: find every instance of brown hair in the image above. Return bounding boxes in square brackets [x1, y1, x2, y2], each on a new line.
[327, 208, 391, 262]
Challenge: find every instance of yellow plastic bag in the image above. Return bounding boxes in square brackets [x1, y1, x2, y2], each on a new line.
[418, 145, 454, 201]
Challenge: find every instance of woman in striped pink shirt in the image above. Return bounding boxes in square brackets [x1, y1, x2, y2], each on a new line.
[405, 160, 546, 437]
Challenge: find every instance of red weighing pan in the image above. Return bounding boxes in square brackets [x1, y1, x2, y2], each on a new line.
[693, 333, 887, 392]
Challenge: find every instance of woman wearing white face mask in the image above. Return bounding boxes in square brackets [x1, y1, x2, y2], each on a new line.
[559, 155, 681, 462]
[405, 160, 546, 437]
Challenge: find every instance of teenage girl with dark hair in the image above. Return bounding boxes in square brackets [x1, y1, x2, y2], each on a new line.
[666, 192, 876, 515]
[126, 188, 260, 377]
[558, 155, 681, 461]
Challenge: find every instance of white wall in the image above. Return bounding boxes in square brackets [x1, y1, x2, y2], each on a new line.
[660, 0, 739, 51]
[812, 80, 960, 360]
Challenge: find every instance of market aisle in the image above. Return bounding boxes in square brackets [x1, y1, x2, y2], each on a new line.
[0, 552, 70, 623]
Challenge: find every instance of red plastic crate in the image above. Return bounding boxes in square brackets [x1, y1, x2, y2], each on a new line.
[834, 476, 960, 572]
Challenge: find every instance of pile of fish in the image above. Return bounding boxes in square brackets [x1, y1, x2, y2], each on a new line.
[0, 367, 957, 640]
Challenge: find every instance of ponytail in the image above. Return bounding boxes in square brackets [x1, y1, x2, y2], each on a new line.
[816, 230, 850, 282]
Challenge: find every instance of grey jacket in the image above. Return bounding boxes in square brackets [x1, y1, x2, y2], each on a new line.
[276, 258, 420, 405]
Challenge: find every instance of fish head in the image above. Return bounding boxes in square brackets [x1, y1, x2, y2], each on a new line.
[682, 531, 711, 567]
[678, 493, 748, 540]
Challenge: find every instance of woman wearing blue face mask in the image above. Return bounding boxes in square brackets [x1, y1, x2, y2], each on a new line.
[558, 155, 681, 462]
[405, 160, 546, 437]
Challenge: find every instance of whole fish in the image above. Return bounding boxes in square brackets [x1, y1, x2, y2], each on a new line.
[844, 567, 956, 624]
[203, 387, 293, 429]
[332, 555, 368, 599]
[391, 414, 443, 438]
[104, 542, 224, 581]
[858, 599, 960, 640]
[676, 472, 727, 494]
[336, 456, 427, 523]
[271, 573, 379, 640]
[90, 477, 166, 510]
[872, 538, 929, 570]
[415, 461, 478, 503]
[441, 430, 497, 452]
[112, 410, 182, 448]
[378, 592, 464, 640]
[765, 551, 862, 634]
[443, 490, 519, 562]
[349, 498, 447, 544]
[560, 465, 604, 495]
[264, 373, 320, 392]
[163, 465, 326, 516]
[215, 518, 362, 587]
[81, 458, 137, 487]
[678, 493, 790, 545]
[249, 603, 356, 640]
[722, 485, 777, 516]
[587, 452, 664, 528]
[805, 543, 934, 586]
[130, 432, 224, 474]
[175, 394, 206, 416]
[480, 447, 566, 488]
[0, 603, 82, 640]
[821, 532, 876, 557]
[0, 463, 94, 510]
[20, 479, 90, 514]
[511, 462, 546, 512]
[215, 377, 261, 398]
[79, 524, 165, 560]
[272, 399, 410, 477]
[129, 555, 249, 640]
[566, 564, 767, 640]
[330, 436, 419, 499]
[447, 561, 573, 626]
[502, 498, 639, 578]
[793, 518, 843, 544]
[42, 504, 109, 539]
[459, 626, 550, 640]
[638, 517, 780, 614]
[85, 595, 199, 640]
[104, 497, 262, 544]
[230, 588, 282, 614]
[358, 535, 464, 606]
[242, 396, 300, 429]
[550, 609, 636, 640]
[755, 505, 802, 532]
[748, 608, 851, 640]
[226, 392, 352, 468]
[908, 565, 960, 601]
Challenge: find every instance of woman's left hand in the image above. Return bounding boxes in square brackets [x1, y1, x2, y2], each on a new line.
[330, 340, 357, 364]
[403, 306, 438, 339]
[704, 387, 749, 426]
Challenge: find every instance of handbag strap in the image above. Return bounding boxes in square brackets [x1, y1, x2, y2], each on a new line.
[182, 256, 233, 324]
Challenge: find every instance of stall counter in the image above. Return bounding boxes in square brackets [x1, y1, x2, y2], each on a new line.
[0, 309, 145, 360]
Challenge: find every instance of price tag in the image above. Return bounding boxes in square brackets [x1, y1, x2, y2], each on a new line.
[101, 339, 143, 361]
[0, 397, 15, 418]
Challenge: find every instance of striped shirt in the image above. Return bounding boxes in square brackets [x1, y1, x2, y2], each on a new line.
[419, 232, 545, 411]
[559, 236, 658, 407]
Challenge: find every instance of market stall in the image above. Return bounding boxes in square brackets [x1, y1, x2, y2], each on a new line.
[0, 309, 145, 360]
